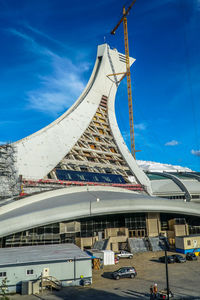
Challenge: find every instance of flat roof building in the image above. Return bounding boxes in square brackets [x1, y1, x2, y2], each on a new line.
[0, 244, 92, 293]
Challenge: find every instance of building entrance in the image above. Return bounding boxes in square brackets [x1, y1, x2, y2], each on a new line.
[129, 229, 146, 238]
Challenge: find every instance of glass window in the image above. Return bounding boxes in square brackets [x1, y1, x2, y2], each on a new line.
[77, 174, 86, 181]
[56, 169, 126, 184]
[0, 272, 6, 277]
[37, 226, 45, 234]
[53, 225, 59, 234]
[27, 269, 34, 275]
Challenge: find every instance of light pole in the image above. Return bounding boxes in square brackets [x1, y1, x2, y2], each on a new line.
[88, 196, 100, 243]
[164, 239, 170, 300]
[89, 197, 100, 216]
[87, 186, 100, 216]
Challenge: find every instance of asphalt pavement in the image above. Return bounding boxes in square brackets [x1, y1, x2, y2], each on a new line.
[9, 251, 200, 300]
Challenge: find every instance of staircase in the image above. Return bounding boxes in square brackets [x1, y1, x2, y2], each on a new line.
[41, 276, 62, 291]
[93, 239, 109, 250]
[128, 238, 148, 254]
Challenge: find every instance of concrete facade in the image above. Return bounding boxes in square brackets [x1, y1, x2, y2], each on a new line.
[146, 213, 161, 237]
[1, 186, 200, 240]
[168, 219, 189, 236]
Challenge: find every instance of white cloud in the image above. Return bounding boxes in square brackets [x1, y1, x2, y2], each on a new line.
[8, 28, 89, 115]
[135, 123, 146, 131]
[27, 53, 86, 115]
[122, 124, 146, 145]
[165, 140, 179, 146]
[122, 131, 130, 142]
[7, 28, 44, 55]
[24, 24, 67, 49]
[8, 28, 33, 42]
[28, 92, 70, 115]
[191, 149, 200, 157]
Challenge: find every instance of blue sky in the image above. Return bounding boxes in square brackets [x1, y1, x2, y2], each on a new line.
[0, 0, 200, 171]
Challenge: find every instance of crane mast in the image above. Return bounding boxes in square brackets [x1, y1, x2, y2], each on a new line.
[111, 0, 137, 159]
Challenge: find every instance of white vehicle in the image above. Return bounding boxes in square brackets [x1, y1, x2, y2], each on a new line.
[116, 251, 133, 259]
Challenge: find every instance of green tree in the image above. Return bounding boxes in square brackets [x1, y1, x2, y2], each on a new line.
[0, 277, 10, 300]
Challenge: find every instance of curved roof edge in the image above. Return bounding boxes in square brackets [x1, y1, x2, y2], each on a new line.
[0, 186, 200, 238]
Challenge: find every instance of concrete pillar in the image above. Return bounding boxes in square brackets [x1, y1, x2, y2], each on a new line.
[146, 213, 161, 237]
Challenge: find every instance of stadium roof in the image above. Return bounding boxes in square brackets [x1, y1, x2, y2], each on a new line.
[0, 186, 200, 238]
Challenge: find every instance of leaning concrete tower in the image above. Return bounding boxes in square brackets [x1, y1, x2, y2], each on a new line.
[1, 44, 200, 248]
[14, 44, 151, 194]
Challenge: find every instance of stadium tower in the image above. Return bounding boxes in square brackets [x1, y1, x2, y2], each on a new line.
[1, 44, 200, 250]
[14, 43, 151, 195]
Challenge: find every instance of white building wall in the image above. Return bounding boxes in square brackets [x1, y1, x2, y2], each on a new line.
[0, 259, 92, 293]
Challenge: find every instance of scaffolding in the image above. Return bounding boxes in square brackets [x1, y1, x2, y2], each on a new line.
[0, 143, 20, 200]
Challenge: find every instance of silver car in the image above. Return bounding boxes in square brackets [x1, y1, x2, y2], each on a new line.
[117, 251, 133, 259]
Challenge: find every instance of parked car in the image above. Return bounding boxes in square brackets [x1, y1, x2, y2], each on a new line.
[186, 252, 197, 261]
[112, 267, 137, 280]
[171, 254, 186, 263]
[116, 251, 133, 259]
[159, 255, 175, 263]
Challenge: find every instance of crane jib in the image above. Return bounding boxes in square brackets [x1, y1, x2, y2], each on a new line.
[110, 0, 137, 159]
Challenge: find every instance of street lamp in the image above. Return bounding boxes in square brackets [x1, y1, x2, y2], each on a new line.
[89, 197, 100, 216]
[164, 239, 170, 300]
[87, 186, 100, 216]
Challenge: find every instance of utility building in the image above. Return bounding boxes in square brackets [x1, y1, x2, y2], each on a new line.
[0, 244, 92, 294]
[175, 235, 200, 254]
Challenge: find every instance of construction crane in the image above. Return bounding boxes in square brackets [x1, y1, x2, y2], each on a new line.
[111, 0, 138, 159]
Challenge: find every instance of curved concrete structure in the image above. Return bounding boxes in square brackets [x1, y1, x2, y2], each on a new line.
[0, 186, 200, 238]
[13, 44, 151, 193]
[151, 172, 192, 202]
[147, 172, 200, 201]
[1, 44, 200, 247]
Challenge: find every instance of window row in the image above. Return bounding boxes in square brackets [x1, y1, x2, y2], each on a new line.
[0, 270, 33, 277]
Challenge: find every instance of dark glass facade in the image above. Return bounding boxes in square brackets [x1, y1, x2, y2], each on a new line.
[160, 213, 200, 233]
[56, 169, 126, 184]
[1, 213, 200, 248]
[0, 213, 146, 248]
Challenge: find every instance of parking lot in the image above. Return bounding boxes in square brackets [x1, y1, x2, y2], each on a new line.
[10, 251, 200, 300]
